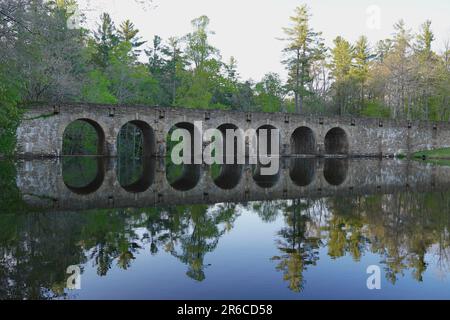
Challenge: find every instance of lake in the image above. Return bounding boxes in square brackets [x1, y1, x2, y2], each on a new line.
[2, 157, 450, 299]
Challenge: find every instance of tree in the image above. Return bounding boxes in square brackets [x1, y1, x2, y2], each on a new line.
[92, 13, 118, 69]
[118, 19, 146, 56]
[414, 20, 437, 119]
[352, 36, 372, 107]
[177, 15, 226, 109]
[388, 20, 413, 119]
[281, 5, 325, 113]
[255, 73, 285, 112]
[184, 15, 219, 71]
[330, 36, 354, 114]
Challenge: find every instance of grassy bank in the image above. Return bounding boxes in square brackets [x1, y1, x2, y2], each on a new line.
[411, 148, 450, 167]
[412, 148, 450, 159]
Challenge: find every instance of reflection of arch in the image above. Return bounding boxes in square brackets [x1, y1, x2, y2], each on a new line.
[324, 127, 349, 155]
[120, 158, 156, 193]
[63, 119, 105, 155]
[289, 158, 316, 187]
[291, 127, 316, 155]
[63, 157, 105, 195]
[324, 159, 348, 186]
[217, 123, 239, 162]
[257, 124, 280, 157]
[213, 164, 243, 190]
[253, 164, 280, 189]
[167, 164, 201, 191]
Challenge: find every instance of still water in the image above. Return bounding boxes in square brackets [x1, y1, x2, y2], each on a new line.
[2, 157, 450, 299]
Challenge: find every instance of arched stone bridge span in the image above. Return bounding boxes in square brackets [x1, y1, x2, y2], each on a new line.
[16, 104, 450, 158]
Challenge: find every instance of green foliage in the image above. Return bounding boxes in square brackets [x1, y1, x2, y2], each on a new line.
[360, 101, 391, 118]
[0, 67, 22, 156]
[62, 120, 98, 155]
[0, 161, 27, 213]
[81, 70, 117, 104]
[62, 156, 100, 187]
[413, 148, 450, 159]
[254, 73, 285, 113]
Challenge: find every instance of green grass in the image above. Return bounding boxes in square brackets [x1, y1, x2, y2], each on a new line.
[420, 158, 450, 167]
[412, 148, 450, 159]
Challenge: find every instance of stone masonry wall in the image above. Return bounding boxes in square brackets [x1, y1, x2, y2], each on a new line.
[16, 104, 450, 158]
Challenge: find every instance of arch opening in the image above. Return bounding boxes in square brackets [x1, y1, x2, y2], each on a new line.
[166, 122, 202, 191]
[63, 157, 105, 194]
[117, 121, 155, 193]
[324, 127, 349, 156]
[62, 119, 105, 156]
[217, 123, 239, 163]
[167, 122, 202, 162]
[256, 124, 280, 160]
[289, 158, 316, 187]
[324, 159, 348, 186]
[291, 127, 316, 155]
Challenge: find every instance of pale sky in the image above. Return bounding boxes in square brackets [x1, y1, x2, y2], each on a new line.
[78, 0, 450, 81]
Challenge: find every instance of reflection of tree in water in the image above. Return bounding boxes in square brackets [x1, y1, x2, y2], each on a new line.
[3, 189, 450, 297]
[169, 203, 239, 281]
[271, 199, 322, 292]
[0, 204, 240, 298]
[324, 196, 368, 261]
[0, 212, 87, 299]
[325, 192, 450, 284]
[80, 209, 143, 275]
[252, 200, 282, 223]
[267, 191, 450, 293]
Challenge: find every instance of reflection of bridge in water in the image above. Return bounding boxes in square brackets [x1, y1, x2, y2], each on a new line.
[16, 158, 450, 211]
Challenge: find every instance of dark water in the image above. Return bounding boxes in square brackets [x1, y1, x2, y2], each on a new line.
[2, 157, 450, 300]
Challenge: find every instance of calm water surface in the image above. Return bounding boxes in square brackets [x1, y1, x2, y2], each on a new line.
[2, 157, 450, 299]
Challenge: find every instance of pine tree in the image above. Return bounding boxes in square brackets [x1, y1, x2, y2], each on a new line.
[280, 5, 325, 113]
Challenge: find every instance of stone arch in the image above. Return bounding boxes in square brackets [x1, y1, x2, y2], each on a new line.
[212, 164, 243, 190]
[62, 118, 106, 155]
[291, 126, 316, 155]
[324, 159, 348, 186]
[324, 127, 349, 155]
[289, 158, 316, 187]
[63, 157, 105, 195]
[117, 121, 156, 193]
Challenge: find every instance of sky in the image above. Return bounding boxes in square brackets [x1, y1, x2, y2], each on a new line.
[77, 0, 450, 81]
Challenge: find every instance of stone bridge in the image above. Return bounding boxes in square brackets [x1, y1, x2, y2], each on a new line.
[15, 158, 450, 212]
[15, 104, 450, 158]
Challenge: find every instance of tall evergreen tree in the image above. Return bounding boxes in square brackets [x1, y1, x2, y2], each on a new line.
[281, 5, 325, 113]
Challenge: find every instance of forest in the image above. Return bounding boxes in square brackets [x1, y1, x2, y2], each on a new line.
[1, 0, 449, 156]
